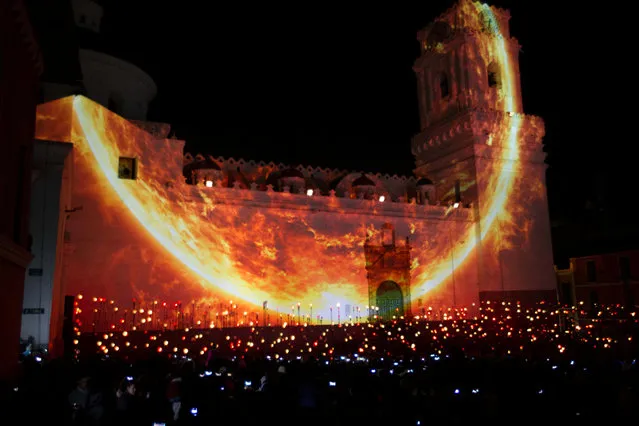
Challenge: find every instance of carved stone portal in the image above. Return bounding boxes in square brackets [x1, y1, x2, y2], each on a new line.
[364, 223, 412, 320]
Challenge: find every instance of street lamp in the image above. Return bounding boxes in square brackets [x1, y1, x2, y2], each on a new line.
[309, 304, 313, 325]
[337, 303, 341, 325]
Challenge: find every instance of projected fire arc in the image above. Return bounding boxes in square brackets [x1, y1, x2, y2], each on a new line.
[35, 1, 550, 322]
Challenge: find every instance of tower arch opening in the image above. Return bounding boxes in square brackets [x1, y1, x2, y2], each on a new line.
[487, 61, 501, 88]
[376, 280, 404, 320]
[439, 73, 450, 98]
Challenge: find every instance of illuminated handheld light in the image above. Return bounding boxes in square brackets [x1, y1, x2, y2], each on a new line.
[306, 188, 313, 196]
[453, 202, 460, 209]
[378, 195, 385, 202]
[205, 180, 213, 188]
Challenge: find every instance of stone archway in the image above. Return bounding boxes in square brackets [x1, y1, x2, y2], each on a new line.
[376, 280, 404, 321]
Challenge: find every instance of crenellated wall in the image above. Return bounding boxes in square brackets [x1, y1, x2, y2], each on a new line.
[182, 153, 459, 207]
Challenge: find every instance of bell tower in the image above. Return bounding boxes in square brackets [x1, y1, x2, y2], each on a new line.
[412, 1, 556, 304]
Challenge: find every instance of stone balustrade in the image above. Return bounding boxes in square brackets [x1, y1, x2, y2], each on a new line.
[181, 183, 474, 222]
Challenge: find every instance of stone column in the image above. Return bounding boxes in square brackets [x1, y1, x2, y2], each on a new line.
[21, 141, 72, 351]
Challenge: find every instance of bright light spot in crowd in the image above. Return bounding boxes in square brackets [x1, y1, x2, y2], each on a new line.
[378, 195, 385, 202]
[205, 180, 213, 188]
[453, 202, 460, 209]
[306, 189, 313, 196]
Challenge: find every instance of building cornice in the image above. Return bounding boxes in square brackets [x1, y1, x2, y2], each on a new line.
[412, 108, 545, 162]
[182, 185, 474, 223]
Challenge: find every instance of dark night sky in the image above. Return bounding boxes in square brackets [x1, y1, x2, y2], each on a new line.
[31, 1, 635, 257]
[93, 1, 628, 183]
[95, 1, 599, 174]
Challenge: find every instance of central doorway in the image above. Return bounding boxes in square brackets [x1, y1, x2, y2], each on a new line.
[376, 280, 404, 320]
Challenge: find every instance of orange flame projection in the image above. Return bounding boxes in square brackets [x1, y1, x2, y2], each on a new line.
[34, 1, 549, 324]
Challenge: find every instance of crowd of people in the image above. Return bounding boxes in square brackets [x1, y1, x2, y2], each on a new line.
[3, 302, 639, 425]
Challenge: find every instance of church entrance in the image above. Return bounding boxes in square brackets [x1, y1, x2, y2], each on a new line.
[376, 280, 404, 321]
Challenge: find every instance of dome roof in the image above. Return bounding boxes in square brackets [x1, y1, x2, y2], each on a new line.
[265, 170, 280, 188]
[306, 174, 329, 195]
[227, 167, 249, 189]
[184, 157, 221, 173]
[183, 157, 222, 184]
[279, 167, 305, 179]
[416, 177, 433, 186]
[352, 173, 375, 187]
[329, 175, 346, 191]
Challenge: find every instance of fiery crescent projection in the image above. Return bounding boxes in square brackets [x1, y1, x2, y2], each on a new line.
[35, 1, 549, 321]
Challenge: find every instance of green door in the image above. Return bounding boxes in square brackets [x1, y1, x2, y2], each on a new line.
[376, 281, 404, 321]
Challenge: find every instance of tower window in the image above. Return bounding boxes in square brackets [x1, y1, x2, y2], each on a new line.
[487, 62, 501, 88]
[439, 73, 450, 98]
[118, 157, 137, 180]
[586, 260, 597, 282]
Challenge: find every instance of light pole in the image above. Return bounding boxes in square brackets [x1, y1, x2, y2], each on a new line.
[330, 306, 333, 324]
[297, 302, 301, 325]
[337, 303, 341, 325]
[449, 225, 457, 308]
[309, 304, 313, 325]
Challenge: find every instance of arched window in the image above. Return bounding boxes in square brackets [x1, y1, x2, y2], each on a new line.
[487, 61, 500, 88]
[439, 73, 450, 98]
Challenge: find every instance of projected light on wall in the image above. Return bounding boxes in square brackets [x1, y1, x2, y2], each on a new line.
[34, 1, 550, 328]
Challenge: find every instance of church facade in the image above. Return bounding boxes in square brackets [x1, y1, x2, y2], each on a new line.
[28, 0, 556, 348]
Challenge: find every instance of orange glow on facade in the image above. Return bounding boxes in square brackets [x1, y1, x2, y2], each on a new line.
[34, 1, 555, 330]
